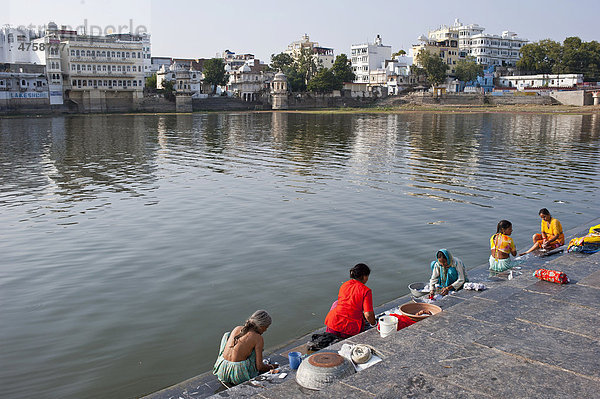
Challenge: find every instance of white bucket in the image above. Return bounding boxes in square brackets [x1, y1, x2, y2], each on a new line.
[377, 316, 397, 338]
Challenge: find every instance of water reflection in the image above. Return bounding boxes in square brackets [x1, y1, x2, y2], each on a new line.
[1, 111, 599, 399]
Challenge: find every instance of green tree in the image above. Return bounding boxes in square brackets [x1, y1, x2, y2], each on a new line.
[307, 68, 338, 92]
[454, 57, 483, 83]
[416, 50, 448, 87]
[392, 49, 407, 57]
[286, 68, 307, 92]
[517, 39, 561, 74]
[295, 47, 318, 85]
[145, 73, 157, 91]
[161, 79, 175, 101]
[270, 52, 294, 71]
[331, 54, 355, 86]
[202, 58, 227, 94]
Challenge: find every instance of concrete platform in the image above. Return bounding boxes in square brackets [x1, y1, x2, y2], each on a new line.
[144, 219, 600, 399]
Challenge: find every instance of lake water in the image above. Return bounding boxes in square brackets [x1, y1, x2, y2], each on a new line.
[1, 112, 599, 398]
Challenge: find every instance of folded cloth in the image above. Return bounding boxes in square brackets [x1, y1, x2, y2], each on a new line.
[463, 282, 486, 291]
[533, 269, 570, 284]
[350, 344, 372, 364]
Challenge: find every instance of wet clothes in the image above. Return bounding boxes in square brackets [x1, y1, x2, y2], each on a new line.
[213, 332, 259, 386]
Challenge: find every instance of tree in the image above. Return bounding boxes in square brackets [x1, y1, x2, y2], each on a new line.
[270, 52, 294, 72]
[392, 49, 407, 58]
[202, 58, 227, 94]
[295, 47, 318, 85]
[517, 39, 562, 74]
[145, 73, 157, 91]
[161, 79, 175, 101]
[331, 54, 355, 86]
[286, 68, 307, 92]
[416, 50, 448, 87]
[454, 57, 483, 83]
[307, 68, 338, 92]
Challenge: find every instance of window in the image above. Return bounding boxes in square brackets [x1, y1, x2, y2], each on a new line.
[71, 50, 75, 56]
[76, 50, 80, 56]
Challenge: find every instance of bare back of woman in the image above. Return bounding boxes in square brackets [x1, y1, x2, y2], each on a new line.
[222, 325, 263, 362]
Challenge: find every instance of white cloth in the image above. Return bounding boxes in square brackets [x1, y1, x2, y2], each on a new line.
[339, 344, 382, 371]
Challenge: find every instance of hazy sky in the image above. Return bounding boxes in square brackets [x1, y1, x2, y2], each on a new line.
[6, 0, 600, 62]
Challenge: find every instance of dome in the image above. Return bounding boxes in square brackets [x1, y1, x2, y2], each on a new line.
[224, 64, 231, 72]
[239, 64, 251, 72]
[273, 70, 287, 82]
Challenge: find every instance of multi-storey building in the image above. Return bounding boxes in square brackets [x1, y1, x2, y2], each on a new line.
[350, 35, 392, 83]
[222, 50, 255, 69]
[284, 34, 334, 69]
[226, 59, 273, 102]
[419, 19, 527, 68]
[0, 26, 44, 64]
[0, 64, 51, 111]
[107, 33, 152, 76]
[156, 59, 204, 97]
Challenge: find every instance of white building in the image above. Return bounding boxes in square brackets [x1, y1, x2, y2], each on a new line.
[284, 34, 334, 69]
[351, 35, 392, 83]
[0, 26, 44, 64]
[150, 56, 172, 75]
[498, 74, 583, 91]
[427, 19, 528, 67]
[0, 64, 51, 110]
[384, 56, 417, 95]
[226, 59, 273, 101]
[107, 33, 152, 76]
[156, 59, 204, 97]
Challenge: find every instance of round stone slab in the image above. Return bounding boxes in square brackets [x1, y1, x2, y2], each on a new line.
[307, 352, 345, 368]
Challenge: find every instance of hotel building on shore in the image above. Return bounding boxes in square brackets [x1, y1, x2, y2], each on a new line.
[350, 35, 392, 84]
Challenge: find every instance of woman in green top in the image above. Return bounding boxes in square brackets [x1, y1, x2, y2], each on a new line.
[213, 310, 276, 386]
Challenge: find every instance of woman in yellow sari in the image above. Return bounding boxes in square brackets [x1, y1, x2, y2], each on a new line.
[520, 208, 564, 255]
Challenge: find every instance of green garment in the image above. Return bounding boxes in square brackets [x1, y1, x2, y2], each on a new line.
[213, 331, 259, 386]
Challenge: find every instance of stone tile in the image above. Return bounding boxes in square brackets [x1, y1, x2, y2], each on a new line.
[441, 297, 497, 316]
[474, 321, 600, 379]
[579, 270, 600, 289]
[552, 284, 600, 309]
[426, 344, 600, 398]
[524, 280, 570, 296]
[472, 285, 523, 301]
[334, 363, 484, 399]
[409, 312, 498, 346]
[468, 290, 548, 325]
[517, 299, 599, 339]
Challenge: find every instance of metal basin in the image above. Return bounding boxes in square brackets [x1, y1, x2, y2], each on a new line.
[295, 352, 355, 390]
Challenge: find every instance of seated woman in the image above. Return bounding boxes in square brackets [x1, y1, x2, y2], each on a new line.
[520, 208, 565, 255]
[429, 249, 467, 297]
[213, 310, 276, 386]
[324, 263, 376, 339]
[490, 220, 523, 272]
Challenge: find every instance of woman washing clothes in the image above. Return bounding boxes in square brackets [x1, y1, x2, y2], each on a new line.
[429, 249, 467, 297]
[324, 263, 376, 338]
[213, 310, 276, 386]
[490, 220, 523, 272]
[520, 208, 564, 255]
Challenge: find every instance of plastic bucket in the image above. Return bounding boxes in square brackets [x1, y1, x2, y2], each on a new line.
[377, 316, 397, 337]
[288, 351, 302, 370]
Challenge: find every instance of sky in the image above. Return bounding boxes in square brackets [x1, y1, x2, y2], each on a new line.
[6, 0, 600, 62]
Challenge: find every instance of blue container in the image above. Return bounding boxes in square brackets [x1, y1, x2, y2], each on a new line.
[288, 351, 302, 370]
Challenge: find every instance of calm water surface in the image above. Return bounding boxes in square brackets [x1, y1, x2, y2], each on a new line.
[1, 112, 599, 398]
